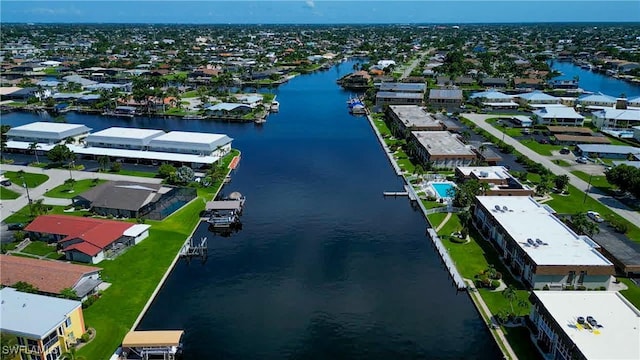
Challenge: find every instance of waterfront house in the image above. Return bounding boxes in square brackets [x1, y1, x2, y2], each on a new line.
[376, 91, 423, 107]
[25, 215, 150, 264]
[473, 196, 615, 290]
[386, 105, 443, 137]
[0, 255, 102, 301]
[532, 106, 585, 126]
[73, 181, 197, 220]
[469, 90, 518, 110]
[455, 166, 534, 196]
[147, 131, 233, 157]
[378, 82, 426, 93]
[548, 79, 578, 90]
[427, 89, 463, 111]
[410, 131, 476, 169]
[85, 127, 166, 151]
[529, 291, 640, 360]
[205, 102, 253, 116]
[514, 77, 544, 90]
[0, 287, 86, 359]
[592, 108, 640, 129]
[6, 121, 91, 145]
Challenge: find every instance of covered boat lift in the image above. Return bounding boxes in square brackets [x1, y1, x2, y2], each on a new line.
[121, 330, 184, 360]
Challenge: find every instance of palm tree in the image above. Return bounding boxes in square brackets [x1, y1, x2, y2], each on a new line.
[28, 142, 41, 164]
[64, 178, 77, 193]
[60, 346, 86, 360]
[97, 155, 110, 172]
[502, 285, 517, 314]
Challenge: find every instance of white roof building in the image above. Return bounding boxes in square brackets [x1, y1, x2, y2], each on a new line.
[530, 291, 640, 360]
[475, 196, 611, 267]
[473, 196, 613, 289]
[6, 122, 92, 144]
[85, 127, 165, 149]
[533, 106, 585, 126]
[0, 287, 82, 339]
[592, 108, 640, 129]
[148, 131, 233, 155]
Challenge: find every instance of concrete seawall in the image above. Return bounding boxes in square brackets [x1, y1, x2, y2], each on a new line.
[364, 113, 466, 290]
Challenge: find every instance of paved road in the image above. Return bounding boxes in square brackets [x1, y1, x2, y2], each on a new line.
[462, 113, 640, 227]
[1, 164, 162, 222]
[399, 50, 430, 79]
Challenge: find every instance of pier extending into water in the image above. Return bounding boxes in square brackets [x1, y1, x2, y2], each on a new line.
[365, 113, 467, 291]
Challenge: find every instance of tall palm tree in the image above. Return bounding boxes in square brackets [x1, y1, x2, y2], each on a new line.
[97, 156, 110, 172]
[502, 285, 517, 314]
[28, 142, 41, 164]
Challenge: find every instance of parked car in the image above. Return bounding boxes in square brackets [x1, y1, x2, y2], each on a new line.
[560, 147, 570, 154]
[7, 223, 24, 231]
[576, 157, 588, 164]
[587, 211, 604, 223]
[0, 179, 11, 186]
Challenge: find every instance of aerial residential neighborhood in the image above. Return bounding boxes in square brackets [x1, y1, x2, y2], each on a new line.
[1, 1, 640, 360]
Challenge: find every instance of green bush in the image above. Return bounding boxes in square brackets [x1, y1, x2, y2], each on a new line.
[110, 162, 122, 172]
[577, 285, 587, 291]
[490, 280, 501, 289]
[81, 332, 91, 343]
[565, 285, 575, 290]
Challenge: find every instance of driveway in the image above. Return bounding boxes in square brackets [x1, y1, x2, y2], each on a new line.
[462, 113, 640, 227]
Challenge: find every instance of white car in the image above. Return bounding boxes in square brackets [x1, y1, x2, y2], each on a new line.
[587, 211, 604, 223]
[576, 157, 588, 164]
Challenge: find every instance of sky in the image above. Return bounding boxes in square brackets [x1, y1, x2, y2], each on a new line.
[1, 0, 639, 24]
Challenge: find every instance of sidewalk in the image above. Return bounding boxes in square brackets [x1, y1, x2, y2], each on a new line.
[465, 279, 518, 360]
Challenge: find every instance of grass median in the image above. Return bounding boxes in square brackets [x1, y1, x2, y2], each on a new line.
[44, 179, 107, 199]
[4, 171, 49, 188]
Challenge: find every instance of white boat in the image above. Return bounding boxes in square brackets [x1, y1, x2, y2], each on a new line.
[270, 101, 280, 112]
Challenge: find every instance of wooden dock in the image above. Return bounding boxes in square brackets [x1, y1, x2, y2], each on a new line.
[179, 236, 208, 262]
[383, 191, 409, 197]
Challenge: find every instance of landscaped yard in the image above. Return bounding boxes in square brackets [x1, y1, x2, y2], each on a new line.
[4, 171, 49, 188]
[571, 170, 612, 193]
[111, 169, 158, 178]
[21, 241, 57, 256]
[0, 187, 20, 200]
[437, 215, 534, 360]
[519, 139, 564, 156]
[619, 278, 640, 309]
[77, 151, 238, 360]
[44, 179, 106, 199]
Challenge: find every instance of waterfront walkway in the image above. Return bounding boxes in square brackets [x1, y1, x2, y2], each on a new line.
[463, 113, 640, 226]
[0, 164, 162, 222]
[465, 279, 518, 360]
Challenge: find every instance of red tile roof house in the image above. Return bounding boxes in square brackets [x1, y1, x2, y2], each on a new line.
[0, 254, 103, 301]
[24, 215, 151, 264]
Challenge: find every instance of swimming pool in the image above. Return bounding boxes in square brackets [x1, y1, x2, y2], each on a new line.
[431, 182, 456, 198]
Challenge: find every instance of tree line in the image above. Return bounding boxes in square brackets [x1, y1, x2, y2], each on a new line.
[606, 164, 640, 198]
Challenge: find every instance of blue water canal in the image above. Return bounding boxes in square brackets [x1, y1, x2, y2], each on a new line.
[551, 61, 640, 97]
[2, 61, 503, 358]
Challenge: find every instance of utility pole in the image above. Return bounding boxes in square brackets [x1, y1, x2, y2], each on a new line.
[582, 173, 594, 206]
[21, 173, 33, 217]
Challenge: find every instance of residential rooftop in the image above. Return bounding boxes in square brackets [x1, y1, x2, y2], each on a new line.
[389, 105, 441, 128]
[86, 127, 165, 142]
[0, 287, 82, 339]
[533, 291, 640, 360]
[412, 131, 476, 156]
[476, 196, 614, 266]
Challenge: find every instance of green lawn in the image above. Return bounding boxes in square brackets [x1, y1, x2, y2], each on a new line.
[0, 187, 20, 200]
[111, 169, 158, 178]
[44, 179, 106, 199]
[486, 119, 524, 137]
[427, 212, 448, 229]
[77, 151, 238, 360]
[439, 217, 534, 359]
[545, 183, 640, 242]
[571, 171, 612, 193]
[553, 159, 572, 167]
[182, 90, 198, 98]
[519, 139, 564, 156]
[619, 278, 640, 309]
[4, 171, 49, 188]
[21, 241, 56, 256]
[503, 327, 543, 360]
